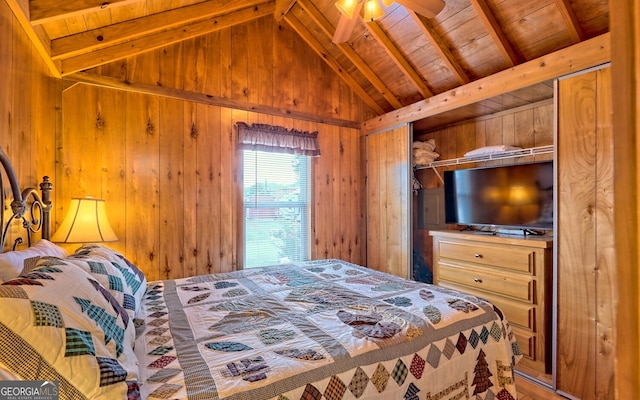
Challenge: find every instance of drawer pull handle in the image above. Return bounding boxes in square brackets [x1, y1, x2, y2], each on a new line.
[474, 278, 483, 283]
[474, 253, 482, 258]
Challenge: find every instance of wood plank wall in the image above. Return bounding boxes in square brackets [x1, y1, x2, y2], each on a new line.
[556, 67, 615, 400]
[0, 0, 59, 251]
[413, 100, 555, 272]
[88, 15, 374, 126]
[366, 125, 410, 278]
[60, 84, 365, 281]
[610, 0, 640, 396]
[57, 14, 370, 280]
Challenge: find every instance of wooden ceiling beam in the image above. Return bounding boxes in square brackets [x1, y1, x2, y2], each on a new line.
[29, 0, 139, 25]
[51, 0, 269, 60]
[554, 0, 585, 42]
[274, 0, 297, 22]
[469, 0, 520, 67]
[410, 11, 470, 85]
[4, 0, 61, 77]
[59, 3, 275, 76]
[67, 72, 361, 128]
[365, 21, 434, 98]
[296, 0, 402, 109]
[361, 33, 610, 134]
[283, 13, 385, 115]
[396, 0, 445, 19]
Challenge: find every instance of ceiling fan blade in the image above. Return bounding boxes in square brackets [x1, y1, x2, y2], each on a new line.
[396, 0, 445, 18]
[332, 2, 364, 44]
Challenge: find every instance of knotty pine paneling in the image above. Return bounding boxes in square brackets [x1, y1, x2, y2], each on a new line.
[366, 125, 410, 278]
[0, 0, 60, 251]
[89, 15, 375, 125]
[593, 67, 615, 400]
[556, 67, 615, 400]
[59, 11, 370, 279]
[413, 100, 555, 278]
[61, 84, 365, 280]
[123, 92, 161, 280]
[158, 97, 186, 280]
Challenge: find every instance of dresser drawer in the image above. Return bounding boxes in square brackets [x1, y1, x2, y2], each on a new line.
[438, 281, 535, 330]
[512, 326, 536, 360]
[438, 240, 533, 274]
[438, 262, 534, 302]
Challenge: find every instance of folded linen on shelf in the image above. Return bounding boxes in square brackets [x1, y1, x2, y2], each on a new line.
[412, 139, 440, 167]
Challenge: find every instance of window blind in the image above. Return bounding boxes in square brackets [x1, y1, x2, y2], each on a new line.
[243, 150, 311, 268]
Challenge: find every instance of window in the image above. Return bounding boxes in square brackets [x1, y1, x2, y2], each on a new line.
[242, 150, 311, 268]
[236, 121, 319, 269]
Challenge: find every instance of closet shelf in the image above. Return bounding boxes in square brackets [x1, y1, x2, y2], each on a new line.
[414, 145, 554, 170]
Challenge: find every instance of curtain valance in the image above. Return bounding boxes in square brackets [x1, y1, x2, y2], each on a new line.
[236, 122, 321, 156]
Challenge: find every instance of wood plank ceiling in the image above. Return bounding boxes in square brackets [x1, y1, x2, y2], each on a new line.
[8, 0, 609, 132]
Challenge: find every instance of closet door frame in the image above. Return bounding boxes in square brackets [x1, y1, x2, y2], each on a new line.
[365, 124, 412, 278]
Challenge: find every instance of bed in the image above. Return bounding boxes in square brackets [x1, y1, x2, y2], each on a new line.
[0, 148, 522, 399]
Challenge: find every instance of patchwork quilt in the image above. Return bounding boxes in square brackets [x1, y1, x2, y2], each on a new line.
[135, 259, 522, 400]
[0, 245, 146, 399]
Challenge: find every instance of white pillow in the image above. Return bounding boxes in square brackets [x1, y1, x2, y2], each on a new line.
[0, 239, 68, 281]
[464, 145, 522, 157]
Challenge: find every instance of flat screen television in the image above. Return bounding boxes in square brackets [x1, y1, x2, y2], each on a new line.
[444, 161, 554, 230]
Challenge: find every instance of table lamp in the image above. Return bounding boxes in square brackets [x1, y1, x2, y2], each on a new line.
[51, 197, 118, 243]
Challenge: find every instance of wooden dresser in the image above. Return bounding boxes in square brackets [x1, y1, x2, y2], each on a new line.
[429, 230, 553, 374]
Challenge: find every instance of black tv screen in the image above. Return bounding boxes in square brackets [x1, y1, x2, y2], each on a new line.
[444, 161, 554, 230]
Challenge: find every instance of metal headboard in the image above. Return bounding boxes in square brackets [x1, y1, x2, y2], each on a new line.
[0, 147, 52, 252]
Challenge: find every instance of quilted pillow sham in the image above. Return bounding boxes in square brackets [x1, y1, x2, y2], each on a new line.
[0, 239, 68, 282]
[70, 245, 147, 315]
[0, 257, 139, 399]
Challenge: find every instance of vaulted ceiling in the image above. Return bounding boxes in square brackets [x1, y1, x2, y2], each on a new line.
[8, 0, 609, 131]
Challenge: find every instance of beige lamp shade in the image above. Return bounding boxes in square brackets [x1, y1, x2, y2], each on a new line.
[51, 197, 118, 243]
